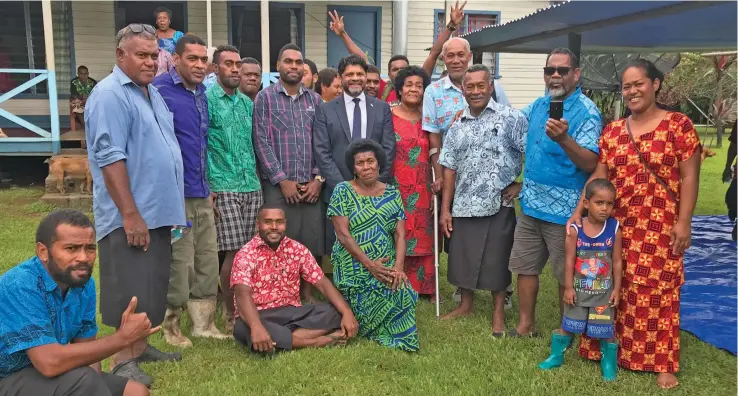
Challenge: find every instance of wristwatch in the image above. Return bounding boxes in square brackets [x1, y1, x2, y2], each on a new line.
[315, 175, 326, 183]
[447, 22, 457, 32]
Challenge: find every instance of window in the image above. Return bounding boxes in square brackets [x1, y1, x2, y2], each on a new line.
[115, 1, 186, 33]
[434, 11, 499, 77]
[0, 1, 73, 96]
[230, 2, 304, 67]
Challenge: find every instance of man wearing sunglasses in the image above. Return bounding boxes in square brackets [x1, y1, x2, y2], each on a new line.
[85, 23, 185, 387]
[507, 47, 604, 338]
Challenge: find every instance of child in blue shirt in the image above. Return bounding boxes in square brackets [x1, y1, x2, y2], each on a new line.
[539, 178, 623, 381]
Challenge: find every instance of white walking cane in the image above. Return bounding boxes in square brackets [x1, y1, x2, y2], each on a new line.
[431, 151, 441, 318]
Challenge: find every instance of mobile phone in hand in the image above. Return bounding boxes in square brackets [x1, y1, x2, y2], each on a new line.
[550, 100, 563, 120]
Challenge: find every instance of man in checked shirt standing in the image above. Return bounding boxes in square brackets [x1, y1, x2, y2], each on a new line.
[253, 43, 326, 303]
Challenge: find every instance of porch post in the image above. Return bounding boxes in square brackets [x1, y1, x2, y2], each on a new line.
[206, 0, 213, 49]
[260, 0, 271, 87]
[392, 0, 408, 56]
[42, 0, 60, 154]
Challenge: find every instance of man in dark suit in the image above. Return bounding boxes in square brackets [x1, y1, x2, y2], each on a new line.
[313, 54, 396, 251]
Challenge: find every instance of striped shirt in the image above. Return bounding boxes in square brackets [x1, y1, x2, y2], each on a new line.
[253, 81, 322, 185]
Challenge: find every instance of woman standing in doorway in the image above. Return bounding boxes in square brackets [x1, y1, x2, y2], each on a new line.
[569, 59, 701, 390]
[154, 7, 184, 55]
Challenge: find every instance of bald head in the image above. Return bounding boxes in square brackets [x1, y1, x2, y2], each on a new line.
[442, 38, 472, 83]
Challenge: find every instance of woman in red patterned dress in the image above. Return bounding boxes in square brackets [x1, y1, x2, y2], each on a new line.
[390, 66, 435, 298]
[568, 59, 701, 389]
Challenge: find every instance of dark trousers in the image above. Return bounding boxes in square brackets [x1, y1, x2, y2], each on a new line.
[234, 303, 342, 352]
[0, 367, 128, 396]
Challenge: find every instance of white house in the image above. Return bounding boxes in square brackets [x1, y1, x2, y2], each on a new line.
[0, 0, 549, 156]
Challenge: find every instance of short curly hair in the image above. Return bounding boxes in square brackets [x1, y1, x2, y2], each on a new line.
[393, 65, 430, 100]
[345, 139, 387, 177]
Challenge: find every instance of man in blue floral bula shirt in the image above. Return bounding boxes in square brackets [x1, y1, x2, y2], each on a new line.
[0, 210, 153, 396]
[508, 48, 603, 337]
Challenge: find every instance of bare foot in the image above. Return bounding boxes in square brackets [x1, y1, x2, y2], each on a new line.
[491, 320, 505, 334]
[318, 330, 347, 347]
[657, 373, 679, 389]
[440, 306, 473, 320]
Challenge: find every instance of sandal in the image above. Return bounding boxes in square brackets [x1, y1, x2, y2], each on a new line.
[111, 358, 153, 388]
[136, 344, 182, 363]
[505, 328, 541, 338]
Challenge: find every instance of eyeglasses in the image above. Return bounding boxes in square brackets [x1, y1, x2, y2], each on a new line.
[543, 66, 572, 76]
[126, 23, 156, 35]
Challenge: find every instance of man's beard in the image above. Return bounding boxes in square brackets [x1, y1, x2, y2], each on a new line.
[223, 75, 240, 90]
[345, 85, 363, 96]
[280, 71, 302, 84]
[48, 256, 92, 288]
[259, 230, 284, 250]
[547, 84, 568, 99]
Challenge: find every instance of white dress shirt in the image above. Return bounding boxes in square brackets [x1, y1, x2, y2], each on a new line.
[343, 92, 368, 139]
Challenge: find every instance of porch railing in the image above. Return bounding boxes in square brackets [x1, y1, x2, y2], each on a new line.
[0, 68, 61, 155]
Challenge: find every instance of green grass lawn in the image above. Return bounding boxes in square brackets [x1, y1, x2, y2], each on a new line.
[0, 144, 734, 395]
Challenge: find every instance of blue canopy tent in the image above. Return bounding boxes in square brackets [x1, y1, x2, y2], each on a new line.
[462, 1, 737, 58]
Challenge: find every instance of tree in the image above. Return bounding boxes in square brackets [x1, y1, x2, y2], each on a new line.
[661, 52, 737, 147]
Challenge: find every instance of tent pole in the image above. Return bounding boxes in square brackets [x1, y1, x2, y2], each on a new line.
[568, 32, 581, 62]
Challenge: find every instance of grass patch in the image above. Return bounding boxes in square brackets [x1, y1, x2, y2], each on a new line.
[0, 145, 734, 395]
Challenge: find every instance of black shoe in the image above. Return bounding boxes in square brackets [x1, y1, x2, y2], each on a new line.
[136, 344, 182, 363]
[111, 359, 153, 388]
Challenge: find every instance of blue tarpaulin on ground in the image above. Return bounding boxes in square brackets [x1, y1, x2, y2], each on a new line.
[681, 215, 737, 355]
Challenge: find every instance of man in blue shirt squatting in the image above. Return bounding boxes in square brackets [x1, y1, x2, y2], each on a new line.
[153, 34, 230, 348]
[507, 48, 604, 337]
[85, 23, 186, 386]
[0, 210, 153, 396]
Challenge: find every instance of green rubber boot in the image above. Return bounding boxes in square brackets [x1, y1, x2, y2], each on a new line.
[538, 332, 573, 370]
[600, 340, 618, 381]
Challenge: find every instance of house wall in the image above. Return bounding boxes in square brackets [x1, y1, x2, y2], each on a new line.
[187, 0, 228, 46]
[407, 0, 550, 109]
[302, 1, 393, 71]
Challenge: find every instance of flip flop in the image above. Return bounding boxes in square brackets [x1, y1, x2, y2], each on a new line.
[111, 358, 153, 388]
[325, 333, 348, 348]
[491, 331, 505, 339]
[136, 344, 182, 363]
[505, 328, 541, 338]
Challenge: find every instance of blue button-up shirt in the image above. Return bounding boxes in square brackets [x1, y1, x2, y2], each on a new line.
[153, 67, 210, 198]
[0, 257, 97, 378]
[422, 76, 465, 140]
[85, 66, 186, 241]
[519, 87, 603, 225]
[438, 100, 528, 217]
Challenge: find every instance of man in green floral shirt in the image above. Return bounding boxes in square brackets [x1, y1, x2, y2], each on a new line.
[70, 65, 97, 130]
[206, 45, 263, 333]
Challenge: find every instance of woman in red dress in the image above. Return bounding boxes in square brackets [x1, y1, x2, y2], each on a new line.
[391, 66, 435, 298]
[568, 59, 701, 389]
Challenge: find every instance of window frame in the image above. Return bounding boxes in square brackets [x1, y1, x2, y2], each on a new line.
[8, 1, 75, 99]
[433, 9, 501, 79]
[227, 1, 306, 66]
[113, 1, 188, 33]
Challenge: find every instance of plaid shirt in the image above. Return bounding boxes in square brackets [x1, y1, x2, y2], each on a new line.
[253, 81, 322, 185]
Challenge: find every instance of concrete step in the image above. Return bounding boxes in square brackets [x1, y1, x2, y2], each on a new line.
[40, 192, 92, 209]
[44, 174, 91, 195]
[59, 148, 87, 156]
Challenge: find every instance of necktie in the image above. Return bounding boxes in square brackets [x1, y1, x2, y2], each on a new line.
[352, 98, 362, 140]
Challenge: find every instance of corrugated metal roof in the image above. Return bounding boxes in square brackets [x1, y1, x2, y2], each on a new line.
[454, 0, 736, 54]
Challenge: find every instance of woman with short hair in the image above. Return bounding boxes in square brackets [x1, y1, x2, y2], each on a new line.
[327, 139, 419, 352]
[390, 66, 436, 299]
[154, 7, 184, 55]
